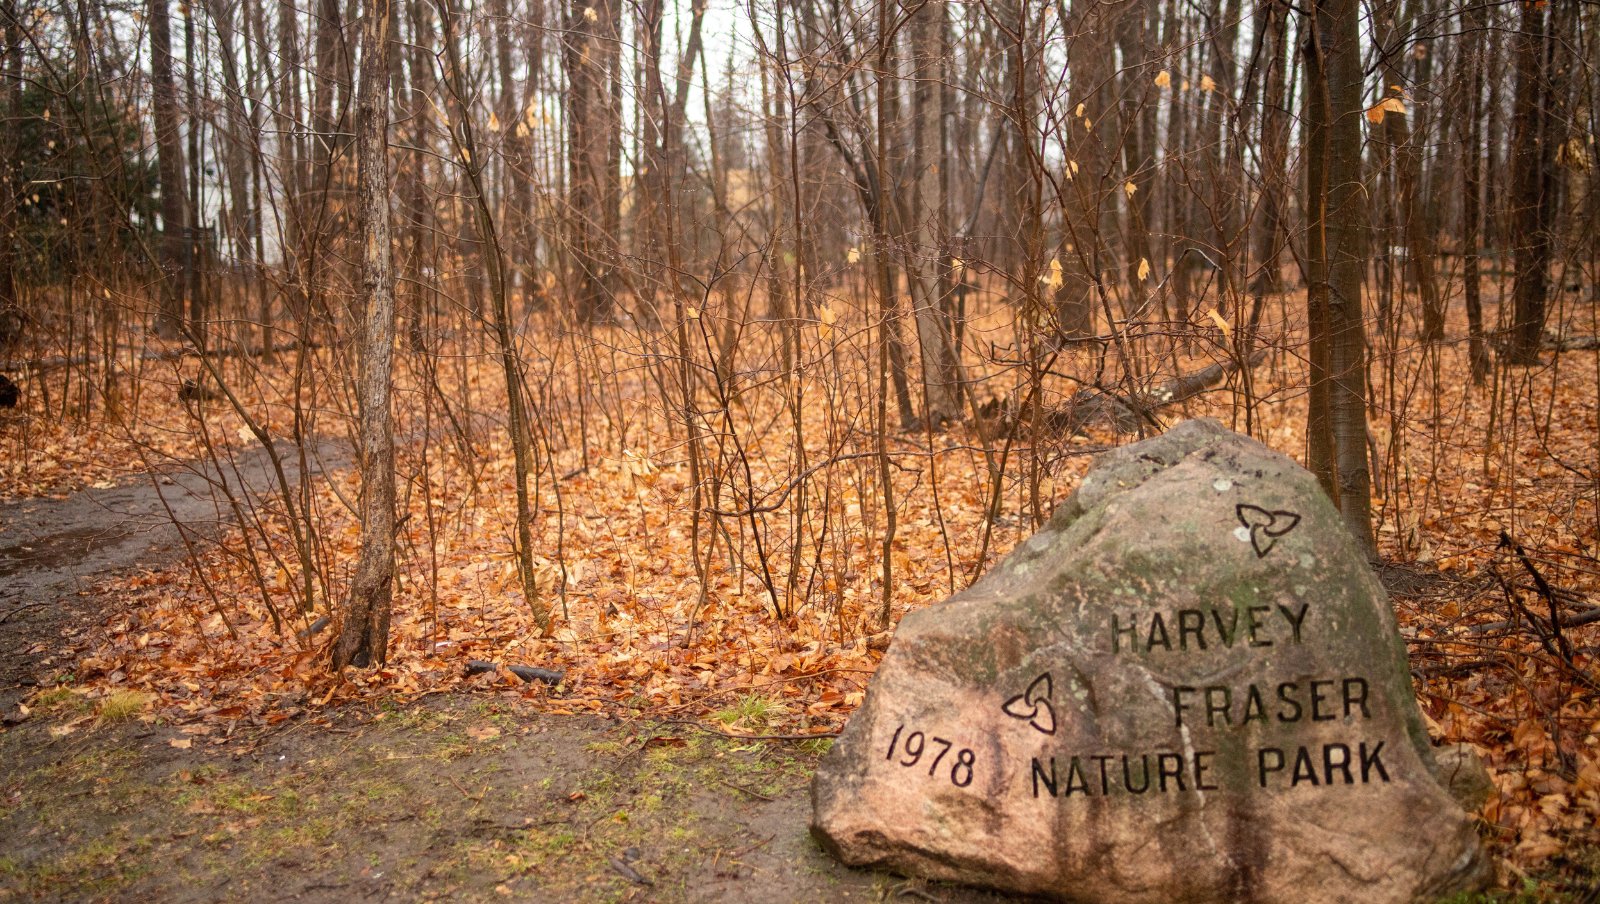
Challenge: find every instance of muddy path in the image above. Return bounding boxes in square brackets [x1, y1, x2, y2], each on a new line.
[0, 694, 1019, 903]
[0, 446, 1015, 903]
[0, 439, 347, 713]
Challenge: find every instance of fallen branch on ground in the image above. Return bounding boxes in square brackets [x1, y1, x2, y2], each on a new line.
[2, 340, 322, 374]
[988, 349, 1269, 438]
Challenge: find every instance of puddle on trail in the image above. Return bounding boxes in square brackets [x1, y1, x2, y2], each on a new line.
[0, 525, 133, 578]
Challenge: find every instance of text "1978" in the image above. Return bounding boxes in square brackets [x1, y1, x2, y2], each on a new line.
[885, 724, 975, 788]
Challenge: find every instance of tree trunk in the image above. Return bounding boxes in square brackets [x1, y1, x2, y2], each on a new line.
[1248, 0, 1290, 300]
[276, 0, 309, 318]
[905, 0, 959, 426]
[203, 0, 258, 275]
[0, 0, 22, 349]
[1304, 0, 1374, 556]
[334, 0, 396, 670]
[1375, 1, 1442, 342]
[182, 3, 206, 338]
[565, 0, 618, 323]
[1460, 0, 1490, 383]
[1055, 0, 1118, 339]
[1508, 0, 1554, 364]
[148, 0, 188, 337]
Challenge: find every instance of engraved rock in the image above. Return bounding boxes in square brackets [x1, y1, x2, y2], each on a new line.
[811, 418, 1487, 904]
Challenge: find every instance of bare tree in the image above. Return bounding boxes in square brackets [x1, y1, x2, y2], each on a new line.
[0, 0, 22, 350]
[565, 0, 621, 323]
[1507, 0, 1556, 365]
[148, 0, 188, 337]
[333, 0, 397, 670]
[904, 0, 960, 426]
[1303, 0, 1374, 555]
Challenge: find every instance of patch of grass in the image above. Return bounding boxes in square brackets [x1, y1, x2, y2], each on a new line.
[585, 739, 627, 756]
[30, 686, 82, 710]
[96, 690, 153, 723]
[0, 833, 152, 898]
[520, 826, 578, 867]
[1436, 881, 1542, 904]
[714, 694, 786, 732]
[797, 737, 834, 757]
[178, 778, 302, 820]
[435, 733, 476, 760]
[392, 707, 452, 733]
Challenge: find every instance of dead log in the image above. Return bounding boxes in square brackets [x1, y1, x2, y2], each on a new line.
[1, 340, 320, 375]
[1544, 334, 1600, 352]
[990, 350, 1268, 438]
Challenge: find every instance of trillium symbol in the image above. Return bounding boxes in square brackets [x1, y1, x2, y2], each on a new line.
[1001, 672, 1056, 736]
[1236, 503, 1301, 558]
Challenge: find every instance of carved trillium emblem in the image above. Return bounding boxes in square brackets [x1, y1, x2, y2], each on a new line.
[1001, 672, 1056, 736]
[1235, 503, 1301, 558]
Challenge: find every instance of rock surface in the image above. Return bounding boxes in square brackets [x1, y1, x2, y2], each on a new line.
[811, 419, 1487, 904]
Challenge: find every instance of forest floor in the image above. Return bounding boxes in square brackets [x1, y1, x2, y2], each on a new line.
[2, 294, 1599, 900]
[0, 462, 1014, 903]
[0, 426, 1594, 903]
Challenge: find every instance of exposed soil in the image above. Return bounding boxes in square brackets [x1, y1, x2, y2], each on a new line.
[0, 447, 1017, 903]
[0, 439, 345, 713]
[0, 695, 1022, 903]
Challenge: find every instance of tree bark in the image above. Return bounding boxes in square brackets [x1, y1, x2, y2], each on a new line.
[565, 0, 619, 323]
[904, 0, 960, 426]
[1304, 0, 1375, 556]
[1460, 0, 1490, 383]
[148, 0, 189, 337]
[334, 0, 396, 670]
[1508, 0, 1554, 364]
[1375, 0, 1443, 342]
[1054, 0, 1118, 339]
[1247, 0, 1291, 300]
[0, 0, 22, 349]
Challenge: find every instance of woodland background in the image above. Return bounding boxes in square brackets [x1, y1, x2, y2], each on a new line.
[0, 0, 1597, 892]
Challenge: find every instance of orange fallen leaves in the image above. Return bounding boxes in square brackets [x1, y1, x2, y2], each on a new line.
[8, 292, 1598, 884]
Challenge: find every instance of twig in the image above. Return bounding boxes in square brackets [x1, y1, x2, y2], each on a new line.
[657, 718, 839, 741]
[716, 778, 776, 801]
[0, 602, 48, 624]
[1500, 531, 1574, 662]
[1, 339, 323, 374]
[1411, 658, 1505, 679]
[447, 775, 482, 802]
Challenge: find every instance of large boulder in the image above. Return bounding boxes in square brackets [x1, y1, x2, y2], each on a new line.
[811, 419, 1486, 903]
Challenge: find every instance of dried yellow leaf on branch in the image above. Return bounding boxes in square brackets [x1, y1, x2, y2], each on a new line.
[817, 304, 837, 341]
[1365, 96, 1408, 125]
[1207, 308, 1232, 341]
[1556, 137, 1591, 170]
[1042, 258, 1064, 291]
[1154, 70, 1171, 88]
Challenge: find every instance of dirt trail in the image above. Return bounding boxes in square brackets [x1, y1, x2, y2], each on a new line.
[0, 439, 346, 711]
[0, 446, 1016, 902]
